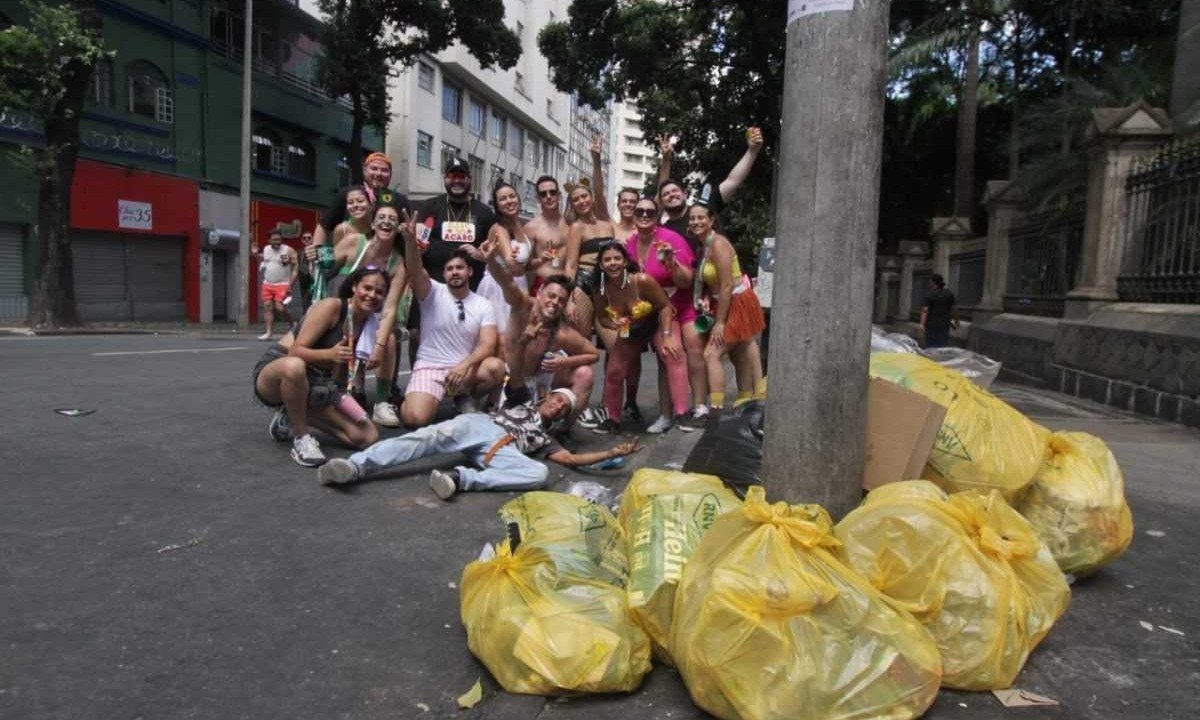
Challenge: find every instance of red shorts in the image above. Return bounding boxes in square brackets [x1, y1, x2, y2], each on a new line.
[261, 282, 290, 303]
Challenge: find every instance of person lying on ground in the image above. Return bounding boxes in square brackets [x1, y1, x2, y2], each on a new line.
[316, 388, 644, 499]
[252, 266, 392, 467]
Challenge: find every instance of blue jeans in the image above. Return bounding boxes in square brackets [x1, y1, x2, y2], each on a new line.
[347, 413, 550, 492]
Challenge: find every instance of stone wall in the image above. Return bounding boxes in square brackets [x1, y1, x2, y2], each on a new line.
[968, 314, 1061, 386]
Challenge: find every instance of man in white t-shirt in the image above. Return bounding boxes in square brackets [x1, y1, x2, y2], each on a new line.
[253, 229, 298, 341]
[399, 226, 505, 428]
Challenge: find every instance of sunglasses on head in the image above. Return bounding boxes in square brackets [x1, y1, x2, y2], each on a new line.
[633, 208, 657, 218]
[537, 189, 559, 198]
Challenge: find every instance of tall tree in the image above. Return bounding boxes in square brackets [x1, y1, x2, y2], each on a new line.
[0, 0, 106, 328]
[315, 0, 521, 181]
[539, 0, 785, 249]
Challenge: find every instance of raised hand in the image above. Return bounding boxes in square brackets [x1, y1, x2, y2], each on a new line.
[746, 126, 764, 151]
[589, 133, 604, 156]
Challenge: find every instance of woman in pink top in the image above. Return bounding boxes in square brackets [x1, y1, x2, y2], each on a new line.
[623, 196, 701, 433]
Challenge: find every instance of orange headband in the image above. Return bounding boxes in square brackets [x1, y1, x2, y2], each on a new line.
[364, 152, 392, 168]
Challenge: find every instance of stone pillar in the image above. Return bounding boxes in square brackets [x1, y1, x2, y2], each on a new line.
[1065, 102, 1173, 319]
[929, 217, 972, 283]
[874, 255, 900, 322]
[975, 181, 1022, 321]
[896, 240, 929, 319]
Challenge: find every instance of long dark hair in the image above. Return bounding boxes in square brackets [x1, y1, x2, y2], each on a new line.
[338, 264, 390, 300]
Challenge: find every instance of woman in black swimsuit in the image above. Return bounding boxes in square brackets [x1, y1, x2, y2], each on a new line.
[252, 266, 390, 467]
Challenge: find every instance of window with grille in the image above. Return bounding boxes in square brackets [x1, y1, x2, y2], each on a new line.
[417, 131, 433, 168]
[127, 60, 169, 121]
[155, 87, 174, 124]
[288, 140, 315, 181]
[88, 59, 113, 107]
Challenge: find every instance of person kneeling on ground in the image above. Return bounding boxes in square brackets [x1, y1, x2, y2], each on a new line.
[252, 266, 393, 467]
[317, 388, 642, 499]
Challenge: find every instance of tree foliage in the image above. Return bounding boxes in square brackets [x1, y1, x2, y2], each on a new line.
[315, 0, 521, 181]
[539, 0, 785, 252]
[0, 0, 107, 327]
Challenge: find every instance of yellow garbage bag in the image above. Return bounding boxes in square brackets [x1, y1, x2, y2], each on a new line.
[670, 486, 941, 720]
[869, 352, 1050, 498]
[1015, 431, 1134, 577]
[460, 540, 652, 695]
[618, 469, 742, 661]
[499, 491, 628, 588]
[835, 481, 1071, 691]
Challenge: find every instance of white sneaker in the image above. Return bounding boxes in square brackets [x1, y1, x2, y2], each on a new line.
[646, 415, 673, 434]
[257, 332, 272, 341]
[290, 433, 326, 467]
[318, 457, 360, 485]
[429, 469, 460, 500]
[371, 401, 401, 427]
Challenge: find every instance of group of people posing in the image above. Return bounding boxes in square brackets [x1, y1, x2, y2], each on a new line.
[251, 130, 768, 499]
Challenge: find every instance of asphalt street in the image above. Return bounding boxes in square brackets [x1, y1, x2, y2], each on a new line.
[1, 330, 1197, 720]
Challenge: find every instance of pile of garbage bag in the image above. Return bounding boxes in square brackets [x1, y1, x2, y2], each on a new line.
[835, 481, 1071, 690]
[460, 492, 651, 695]
[870, 352, 1049, 498]
[670, 487, 942, 720]
[617, 469, 741, 661]
[1015, 431, 1135, 576]
[870, 325, 1002, 388]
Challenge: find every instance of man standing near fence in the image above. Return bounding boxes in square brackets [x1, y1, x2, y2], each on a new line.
[920, 274, 957, 348]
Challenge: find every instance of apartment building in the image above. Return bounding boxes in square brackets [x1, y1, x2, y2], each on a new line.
[386, 0, 612, 216]
[610, 101, 659, 196]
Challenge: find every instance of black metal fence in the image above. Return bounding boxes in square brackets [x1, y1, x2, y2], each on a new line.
[1004, 206, 1085, 317]
[1119, 139, 1200, 304]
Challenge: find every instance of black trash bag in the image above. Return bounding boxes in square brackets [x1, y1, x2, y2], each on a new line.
[683, 400, 764, 489]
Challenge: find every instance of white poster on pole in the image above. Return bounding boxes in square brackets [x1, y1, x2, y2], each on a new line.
[756, 237, 776, 309]
[788, 0, 854, 23]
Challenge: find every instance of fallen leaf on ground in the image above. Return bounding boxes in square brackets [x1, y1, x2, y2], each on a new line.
[415, 702, 430, 712]
[992, 689, 1060, 707]
[1145, 530, 1166, 537]
[1158, 625, 1185, 636]
[1139, 621, 1155, 632]
[457, 679, 483, 709]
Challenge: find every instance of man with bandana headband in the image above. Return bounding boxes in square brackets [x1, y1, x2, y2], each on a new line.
[311, 152, 410, 250]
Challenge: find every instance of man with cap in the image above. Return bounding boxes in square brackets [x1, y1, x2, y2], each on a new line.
[412, 156, 496, 288]
[316, 387, 643, 499]
[311, 152, 410, 250]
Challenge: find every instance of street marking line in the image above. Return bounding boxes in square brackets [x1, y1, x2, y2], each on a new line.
[92, 347, 248, 357]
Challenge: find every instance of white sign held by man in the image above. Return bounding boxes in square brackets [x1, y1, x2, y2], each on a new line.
[118, 200, 153, 230]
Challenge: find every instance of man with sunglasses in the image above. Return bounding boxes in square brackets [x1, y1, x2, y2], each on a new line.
[398, 212, 504, 429]
[524, 175, 570, 280]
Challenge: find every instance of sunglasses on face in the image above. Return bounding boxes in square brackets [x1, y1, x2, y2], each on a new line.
[455, 298, 465, 322]
[538, 189, 559, 198]
[633, 208, 657, 218]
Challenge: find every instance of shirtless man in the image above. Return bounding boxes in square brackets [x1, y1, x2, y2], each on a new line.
[524, 175, 570, 283]
[479, 236, 597, 425]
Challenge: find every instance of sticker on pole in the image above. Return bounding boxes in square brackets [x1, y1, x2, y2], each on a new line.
[788, 0, 855, 23]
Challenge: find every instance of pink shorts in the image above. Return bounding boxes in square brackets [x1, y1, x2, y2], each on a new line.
[261, 282, 290, 303]
[406, 366, 452, 401]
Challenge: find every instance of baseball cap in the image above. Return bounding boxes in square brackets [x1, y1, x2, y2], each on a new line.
[444, 156, 470, 175]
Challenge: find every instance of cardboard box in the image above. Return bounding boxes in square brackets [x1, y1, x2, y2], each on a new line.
[863, 378, 948, 491]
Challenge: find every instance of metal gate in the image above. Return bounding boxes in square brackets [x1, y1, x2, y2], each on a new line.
[73, 232, 184, 321]
[0, 223, 27, 320]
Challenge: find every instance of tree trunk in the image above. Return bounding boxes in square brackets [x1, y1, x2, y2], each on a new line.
[349, 93, 364, 184]
[29, 1, 100, 328]
[1008, 11, 1023, 180]
[953, 25, 979, 218]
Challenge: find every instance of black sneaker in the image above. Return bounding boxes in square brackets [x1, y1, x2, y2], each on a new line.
[591, 418, 620, 435]
[622, 402, 644, 424]
[268, 409, 291, 442]
[678, 405, 711, 433]
[577, 406, 606, 429]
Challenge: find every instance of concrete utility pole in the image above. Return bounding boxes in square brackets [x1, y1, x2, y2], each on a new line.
[236, 0, 254, 330]
[761, 0, 890, 519]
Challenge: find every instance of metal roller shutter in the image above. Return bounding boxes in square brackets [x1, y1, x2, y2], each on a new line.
[0, 223, 27, 319]
[212, 250, 228, 320]
[126, 236, 184, 320]
[73, 232, 129, 320]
